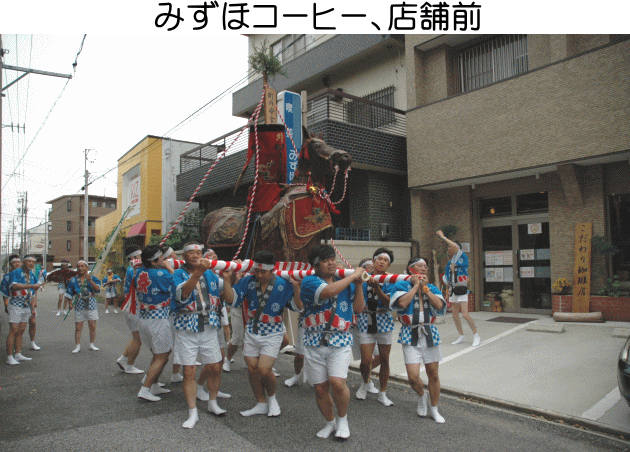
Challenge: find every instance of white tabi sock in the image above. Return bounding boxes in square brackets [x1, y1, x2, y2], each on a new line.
[366, 380, 379, 394]
[217, 390, 231, 399]
[208, 399, 226, 416]
[137, 386, 161, 402]
[378, 391, 394, 407]
[14, 353, 32, 361]
[240, 402, 268, 417]
[89, 343, 99, 351]
[151, 383, 171, 395]
[170, 373, 184, 383]
[356, 383, 369, 400]
[196, 384, 209, 401]
[182, 408, 199, 428]
[316, 420, 337, 439]
[72, 344, 81, 354]
[30, 341, 41, 351]
[284, 373, 301, 387]
[335, 415, 350, 439]
[267, 395, 281, 417]
[429, 405, 445, 424]
[417, 393, 428, 416]
[452, 335, 465, 345]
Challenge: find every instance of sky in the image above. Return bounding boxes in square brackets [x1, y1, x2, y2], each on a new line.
[1, 34, 249, 244]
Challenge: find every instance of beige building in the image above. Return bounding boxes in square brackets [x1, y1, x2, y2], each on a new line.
[46, 195, 117, 265]
[405, 35, 630, 313]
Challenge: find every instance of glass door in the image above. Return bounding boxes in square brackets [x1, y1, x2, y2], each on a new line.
[482, 225, 516, 312]
[517, 221, 551, 310]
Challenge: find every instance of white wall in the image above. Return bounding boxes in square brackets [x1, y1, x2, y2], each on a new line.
[162, 139, 200, 232]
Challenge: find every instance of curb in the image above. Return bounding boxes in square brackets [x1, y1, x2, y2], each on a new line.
[346, 363, 630, 442]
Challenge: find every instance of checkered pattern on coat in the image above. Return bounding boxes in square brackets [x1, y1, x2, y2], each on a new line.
[398, 324, 441, 346]
[303, 325, 352, 348]
[139, 308, 170, 320]
[173, 312, 220, 332]
[246, 319, 284, 337]
[356, 311, 395, 334]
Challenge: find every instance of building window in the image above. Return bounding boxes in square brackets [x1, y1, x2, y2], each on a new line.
[609, 194, 630, 281]
[455, 35, 528, 93]
[67, 221, 72, 232]
[67, 200, 72, 211]
[106, 202, 116, 209]
[66, 240, 71, 251]
[151, 229, 161, 236]
[88, 217, 96, 227]
[345, 86, 395, 129]
[91, 200, 100, 208]
[271, 34, 316, 65]
[480, 196, 512, 218]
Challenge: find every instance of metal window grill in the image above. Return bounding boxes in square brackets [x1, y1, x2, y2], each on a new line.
[456, 35, 528, 93]
[335, 227, 371, 241]
[345, 86, 395, 129]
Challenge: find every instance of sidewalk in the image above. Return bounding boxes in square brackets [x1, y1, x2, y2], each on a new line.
[349, 311, 630, 437]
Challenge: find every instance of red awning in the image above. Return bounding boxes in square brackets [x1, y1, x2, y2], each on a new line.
[127, 221, 147, 237]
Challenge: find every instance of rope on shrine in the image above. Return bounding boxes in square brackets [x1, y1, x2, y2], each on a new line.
[159, 86, 266, 247]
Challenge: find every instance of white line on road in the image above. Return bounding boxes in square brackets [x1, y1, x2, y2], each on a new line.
[581, 387, 621, 420]
[398, 320, 538, 376]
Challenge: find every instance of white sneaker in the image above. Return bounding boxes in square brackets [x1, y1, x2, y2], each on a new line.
[472, 334, 481, 347]
[356, 383, 369, 400]
[30, 342, 41, 351]
[14, 353, 32, 361]
[6, 355, 20, 365]
[452, 336, 465, 345]
[223, 360, 231, 373]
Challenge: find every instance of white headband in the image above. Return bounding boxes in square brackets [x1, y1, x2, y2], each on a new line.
[9, 257, 21, 264]
[203, 248, 215, 258]
[409, 258, 427, 267]
[375, 253, 391, 262]
[149, 250, 163, 261]
[183, 244, 203, 252]
[363, 260, 373, 266]
[162, 247, 174, 257]
[126, 250, 142, 259]
[254, 262, 275, 271]
[77, 260, 88, 266]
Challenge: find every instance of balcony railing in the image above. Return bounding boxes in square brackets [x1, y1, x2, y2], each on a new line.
[307, 88, 406, 137]
[181, 89, 406, 173]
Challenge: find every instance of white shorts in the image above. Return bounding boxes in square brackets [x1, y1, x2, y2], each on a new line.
[217, 326, 227, 349]
[402, 341, 442, 365]
[139, 318, 173, 355]
[358, 330, 393, 345]
[75, 309, 99, 323]
[125, 312, 140, 332]
[58, 287, 66, 295]
[295, 326, 305, 356]
[243, 330, 283, 359]
[173, 327, 222, 365]
[450, 293, 469, 304]
[304, 345, 352, 385]
[105, 287, 117, 298]
[8, 304, 31, 324]
[229, 306, 245, 346]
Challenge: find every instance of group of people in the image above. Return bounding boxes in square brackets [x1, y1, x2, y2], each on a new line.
[2, 229, 480, 439]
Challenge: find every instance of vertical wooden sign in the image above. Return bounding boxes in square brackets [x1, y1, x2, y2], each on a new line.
[264, 86, 277, 124]
[572, 222, 592, 313]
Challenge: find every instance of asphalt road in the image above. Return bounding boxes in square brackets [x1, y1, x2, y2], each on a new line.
[0, 289, 628, 452]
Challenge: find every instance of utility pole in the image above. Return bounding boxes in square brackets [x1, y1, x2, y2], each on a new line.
[24, 192, 28, 255]
[18, 195, 24, 255]
[1, 34, 72, 264]
[43, 209, 48, 269]
[83, 149, 91, 262]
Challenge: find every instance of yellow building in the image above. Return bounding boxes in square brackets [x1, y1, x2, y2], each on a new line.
[96, 135, 202, 251]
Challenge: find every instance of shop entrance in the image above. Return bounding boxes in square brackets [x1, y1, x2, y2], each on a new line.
[479, 193, 551, 313]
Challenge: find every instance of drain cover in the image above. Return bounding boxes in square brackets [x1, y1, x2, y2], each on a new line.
[487, 317, 535, 324]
